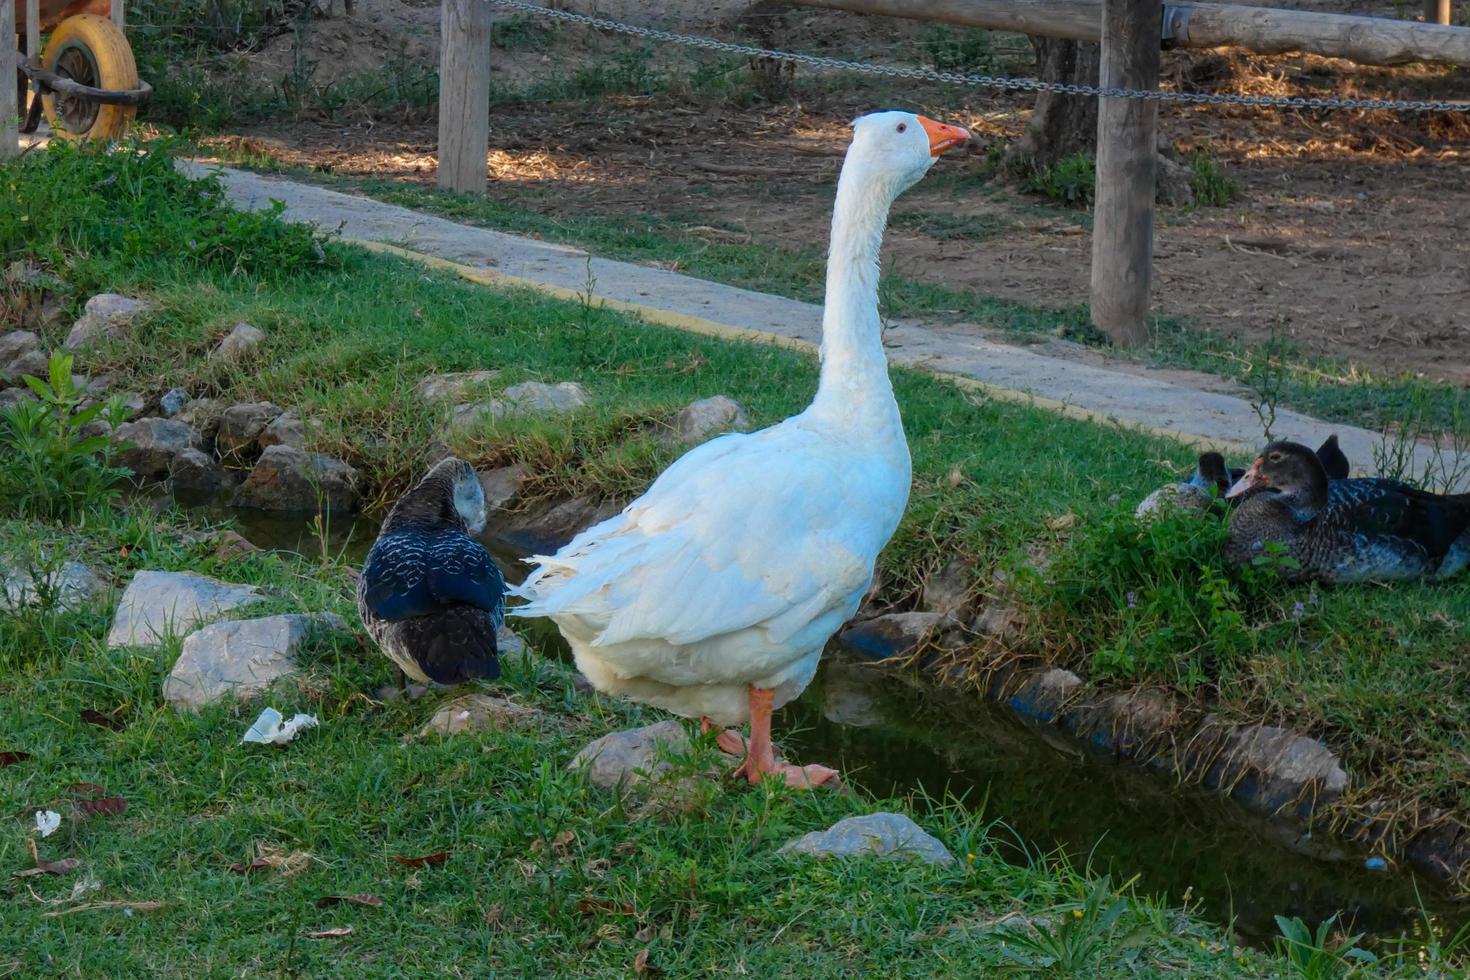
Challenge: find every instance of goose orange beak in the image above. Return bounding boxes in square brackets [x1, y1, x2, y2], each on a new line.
[918, 116, 971, 156]
[1226, 459, 1266, 499]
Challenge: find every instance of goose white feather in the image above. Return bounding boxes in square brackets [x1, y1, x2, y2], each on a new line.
[511, 111, 968, 734]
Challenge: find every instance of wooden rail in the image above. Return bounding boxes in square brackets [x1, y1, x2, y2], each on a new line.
[2, 0, 15, 157]
[781, 0, 1470, 67]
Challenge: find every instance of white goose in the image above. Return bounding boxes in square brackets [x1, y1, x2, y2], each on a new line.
[511, 111, 971, 786]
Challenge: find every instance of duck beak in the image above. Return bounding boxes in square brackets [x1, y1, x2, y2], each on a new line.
[1225, 459, 1266, 499]
[918, 116, 971, 157]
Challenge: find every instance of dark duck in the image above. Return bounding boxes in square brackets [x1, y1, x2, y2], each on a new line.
[1224, 440, 1470, 583]
[1136, 436, 1349, 520]
[358, 457, 506, 688]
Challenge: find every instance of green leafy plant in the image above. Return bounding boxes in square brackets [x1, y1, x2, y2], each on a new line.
[1022, 154, 1096, 208]
[921, 25, 996, 72]
[1190, 150, 1239, 207]
[1272, 913, 1377, 979]
[0, 353, 131, 521]
[997, 875, 1155, 975]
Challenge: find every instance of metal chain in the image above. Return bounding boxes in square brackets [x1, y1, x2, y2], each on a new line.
[488, 0, 1470, 113]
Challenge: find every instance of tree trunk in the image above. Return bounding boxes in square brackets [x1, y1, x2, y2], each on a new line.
[1008, 36, 1100, 170]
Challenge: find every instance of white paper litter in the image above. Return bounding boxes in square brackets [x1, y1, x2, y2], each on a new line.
[35, 810, 61, 838]
[241, 707, 319, 746]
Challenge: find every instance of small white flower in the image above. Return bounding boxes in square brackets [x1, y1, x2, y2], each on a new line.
[35, 810, 61, 838]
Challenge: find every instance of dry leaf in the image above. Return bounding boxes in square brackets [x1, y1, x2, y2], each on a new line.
[392, 851, 449, 868]
[315, 894, 383, 909]
[484, 903, 505, 930]
[44, 900, 164, 917]
[552, 830, 576, 855]
[633, 948, 662, 976]
[0, 751, 30, 767]
[14, 841, 79, 878]
[80, 707, 126, 731]
[947, 465, 965, 488]
[576, 897, 635, 916]
[306, 926, 353, 939]
[227, 842, 311, 876]
[1047, 513, 1078, 532]
[75, 798, 127, 817]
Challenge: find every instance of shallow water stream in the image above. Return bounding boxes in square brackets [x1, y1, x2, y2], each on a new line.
[220, 505, 1467, 947]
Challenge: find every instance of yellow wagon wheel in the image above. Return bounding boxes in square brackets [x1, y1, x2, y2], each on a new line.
[40, 14, 139, 141]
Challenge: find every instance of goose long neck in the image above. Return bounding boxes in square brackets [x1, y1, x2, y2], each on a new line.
[809, 163, 898, 425]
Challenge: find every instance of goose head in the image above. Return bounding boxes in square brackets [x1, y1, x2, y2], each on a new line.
[391, 456, 487, 534]
[844, 110, 971, 200]
[1226, 441, 1329, 517]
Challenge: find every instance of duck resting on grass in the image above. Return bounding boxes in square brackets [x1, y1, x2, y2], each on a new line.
[510, 110, 971, 788]
[1136, 435, 1349, 520]
[359, 457, 506, 691]
[1224, 440, 1470, 583]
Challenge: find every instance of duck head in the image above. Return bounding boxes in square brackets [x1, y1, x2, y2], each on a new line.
[844, 110, 971, 199]
[1192, 451, 1232, 494]
[1225, 441, 1329, 516]
[391, 456, 487, 533]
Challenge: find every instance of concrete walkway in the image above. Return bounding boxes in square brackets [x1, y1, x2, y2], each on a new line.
[191, 161, 1453, 480]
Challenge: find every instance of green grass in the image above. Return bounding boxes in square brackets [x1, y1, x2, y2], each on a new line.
[3, 140, 1470, 970]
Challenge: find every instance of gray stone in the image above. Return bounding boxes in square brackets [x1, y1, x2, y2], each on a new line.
[1006, 667, 1083, 723]
[418, 694, 541, 737]
[1156, 154, 1198, 208]
[495, 495, 621, 556]
[457, 380, 589, 426]
[568, 720, 690, 795]
[113, 418, 206, 481]
[106, 570, 264, 648]
[821, 661, 883, 728]
[496, 624, 526, 659]
[921, 557, 975, 618]
[1203, 720, 1350, 811]
[64, 293, 152, 351]
[0, 387, 34, 409]
[973, 602, 1023, 641]
[1, 348, 49, 383]
[778, 813, 954, 865]
[0, 331, 40, 366]
[1, 560, 106, 612]
[839, 611, 947, 661]
[258, 411, 307, 450]
[665, 395, 749, 445]
[159, 388, 189, 417]
[416, 370, 500, 403]
[163, 613, 346, 711]
[213, 322, 265, 359]
[175, 398, 225, 443]
[168, 447, 235, 498]
[234, 445, 359, 512]
[477, 464, 530, 513]
[216, 402, 283, 459]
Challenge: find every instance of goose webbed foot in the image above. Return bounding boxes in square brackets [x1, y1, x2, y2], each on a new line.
[715, 688, 840, 789]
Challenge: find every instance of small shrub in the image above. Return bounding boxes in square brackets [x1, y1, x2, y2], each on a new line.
[1022, 154, 1096, 208]
[1272, 914, 1377, 979]
[0, 354, 131, 522]
[1190, 150, 1239, 207]
[921, 26, 996, 73]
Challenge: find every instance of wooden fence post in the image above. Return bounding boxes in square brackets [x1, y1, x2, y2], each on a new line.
[1088, 0, 1160, 348]
[1425, 0, 1452, 26]
[437, 0, 492, 194]
[113, 0, 127, 29]
[2, 0, 16, 158]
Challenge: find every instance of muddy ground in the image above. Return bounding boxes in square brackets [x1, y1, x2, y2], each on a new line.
[208, 0, 1470, 385]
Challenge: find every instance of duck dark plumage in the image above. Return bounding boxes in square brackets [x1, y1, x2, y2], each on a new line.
[358, 457, 505, 685]
[1140, 436, 1352, 521]
[1224, 440, 1470, 583]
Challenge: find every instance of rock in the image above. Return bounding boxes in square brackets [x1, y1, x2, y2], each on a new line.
[81, 373, 114, 396]
[568, 720, 691, 795]
[234, 445, 360, 512]
[665, 395, 749, 445]
[1, 348, 49, 383]
[1156, 154, 1197, 208]
[168, 447, 235, 498]
[1071, 688, 1183, 758]
[159, 388, 189, 417]
[213, 322, 265, 359]
[496, 624, 525, 659]
[821, 661, 883, 728]
[457, 380, 589, 425]
[1, 560, 106, 612]
[416, 370, 500, 403]
[162, 613, 346, 711]
[494, 495, 621, 555]
[1135, 483, 1213, 521]
[112, 418, 205, 481]
[175, 397, 224, 443]
[921, 557, 975, 619]
[63, 293, 152, 351]
[0, 387, 34, 409]
[216, 401, 283, 459]
[418, 694, 541, 737]
[106, 570, 263, 648]
[1005, 667, 1083, 724]
[118, 393, 146, 419]
[1198, 719, 1349, 813]
[212, 530, 261, 560]
[778, 813, 954, 865]
[258, 411, 307, 450]
[0, 331, 40, 366]
[973, 602, 1023, 641]
[477, 464, 530, 513]
[839, 611, 948, 661]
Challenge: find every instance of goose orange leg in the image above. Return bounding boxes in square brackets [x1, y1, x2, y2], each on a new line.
[720, 686, 839, 789]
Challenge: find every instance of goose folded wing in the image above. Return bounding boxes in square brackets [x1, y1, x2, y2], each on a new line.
[1330, 481, 1470, 559]
[362, 529, 506, 624]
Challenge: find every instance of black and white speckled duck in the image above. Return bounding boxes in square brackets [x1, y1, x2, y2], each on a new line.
[358, 457, 505, 687]
[1136, 437, 1350, 520]
[1224, 440, 1470, 583]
